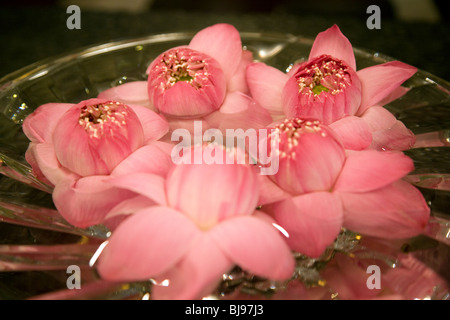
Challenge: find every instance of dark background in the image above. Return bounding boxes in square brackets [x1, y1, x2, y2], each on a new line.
[0, 0, 449, 81]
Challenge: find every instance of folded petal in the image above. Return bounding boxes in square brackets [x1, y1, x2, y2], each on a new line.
[111, 143, 172, 177]
[53, 175, 135, 228]
[227, 49, 253, 93]
[151, 233, 233, 300]
[209, 215, 295, 280]
[128, 104, 169, 142]
[341, 180, 430, 239]
[104, 194, 158, 229]
[257, 175, 291, 206]
[25, 144, 53, 186]
[357, 61, 417, 115]
[189, 23, 242, 80]
[109, 172, 167, 206]
[371, 120, 416, 151]
[360, 106, 397, 132]
[246, 62, 288, 114]
[329, 116, 372, 150]
[22, 103, 73, 143]
[28, 143, 78, 186]
[270, 192, 344, 258]
[334, 150, 414, 193]
[309, 25, 356, 71]
[361, 106, 415, 151]
[97, 81, 153, 110]
[97, 206, 200, 282]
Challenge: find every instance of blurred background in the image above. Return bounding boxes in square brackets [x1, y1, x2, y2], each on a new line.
[0, 0, 449, 80]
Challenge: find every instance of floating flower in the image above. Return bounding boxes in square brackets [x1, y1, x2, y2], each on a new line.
[146, 23, 251, 118]
[22, 98, 170, 227]
[97, 145, 295, 299]
[259, 118, 429, 258]
[247, 25, 417, 151]
[97, 24, 271, 137]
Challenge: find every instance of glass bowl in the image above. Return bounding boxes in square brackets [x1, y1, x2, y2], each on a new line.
[0, 31, 449, 300]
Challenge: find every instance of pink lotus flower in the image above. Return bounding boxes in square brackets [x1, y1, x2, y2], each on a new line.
[259, 117, 430, 258]
[22, 98, 170, 227]
[97, 145, 295, 300]
[247, 25, 417, 151]
[98, 23, 271, 137]
[146, 23, 252, 118]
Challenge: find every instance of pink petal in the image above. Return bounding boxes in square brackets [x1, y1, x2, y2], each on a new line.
[189, 23, 242, 80]
[227, 49, 253, 94]
[309, 25, 356, 71]
[376, 86, 410, 106]
[329, 116, 372, 150]
[360, 106, 397, 132]
[109, 173, 167, 206]
[151, 233, 233, 300]
[166, 146, 259, 228]
[334, 150, 414, 193]
[204, 91, 272, 132]
[246, 62, 288, 114]
[371, 120, 416, 151]
[103, 195, 158, 229]
[97, 206, 200, 282]
[25, 144, 53, 187]
[269, 123, 346, 194]
[152, 80, 225, 118]
[361, 106, 415, 151]
[209, 215, 295, 280]
[22, 103, 73, 143]
[52, 175, 135, 228]
[128, 104, 169, 142]
[270, 192, 344, 258]
[257, 175, 291, 206]
[29, 143, 78, 186]
[97, 81, 153, 110]
[357, 61, 417, 115]
[111, 143, 173, 177]
[341, 180, 430, 238]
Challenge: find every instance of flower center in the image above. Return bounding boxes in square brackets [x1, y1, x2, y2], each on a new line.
[78, 102, 129, 138]
[270, 118, 327, 160]
[157, 48, 209, 89]
[296, 55, 351, 97]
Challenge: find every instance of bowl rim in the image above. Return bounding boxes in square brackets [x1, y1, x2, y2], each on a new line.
[0, 30, 449, 92]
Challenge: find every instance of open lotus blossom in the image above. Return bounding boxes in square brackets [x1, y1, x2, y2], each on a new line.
[22, 98, 170, 227]
[97, 144, 295, 300]
[247, 25, 417, 151]
[258, 117, 430, 258]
